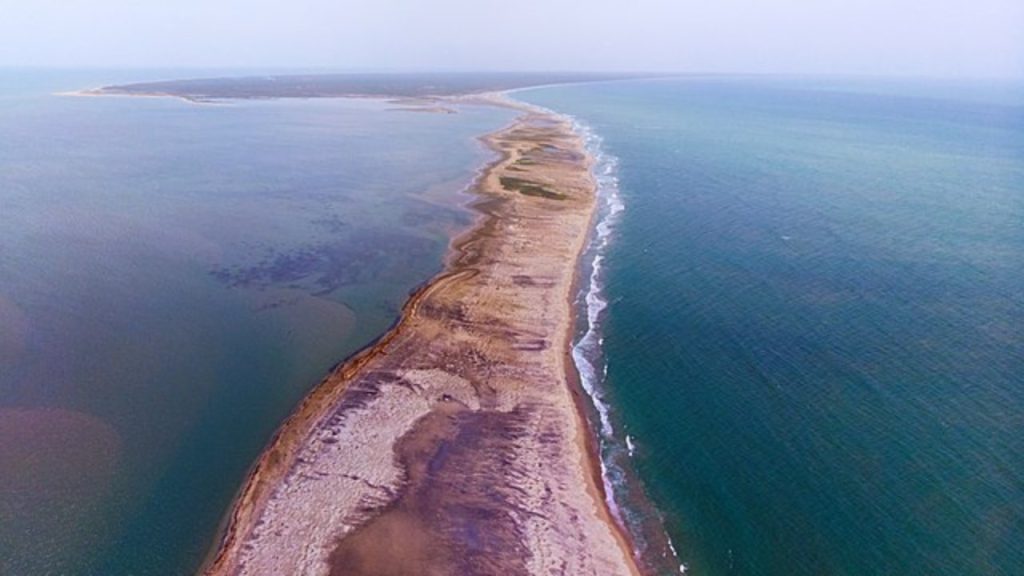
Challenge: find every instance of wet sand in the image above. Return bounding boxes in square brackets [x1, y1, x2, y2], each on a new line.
[204, 99, 642, 576]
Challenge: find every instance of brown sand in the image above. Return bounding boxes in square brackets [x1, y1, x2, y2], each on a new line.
[203, 100, 642, 576]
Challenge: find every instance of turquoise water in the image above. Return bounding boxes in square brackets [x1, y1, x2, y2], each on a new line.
[0, 70, 515, 574]
[522, 78, 1023, 575]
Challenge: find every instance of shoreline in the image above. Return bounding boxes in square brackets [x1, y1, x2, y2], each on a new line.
[567, 126, 685, 574]
[555, 122, 645, 575]
[202, 95, 647, 575]
[55, 87, 216, 105]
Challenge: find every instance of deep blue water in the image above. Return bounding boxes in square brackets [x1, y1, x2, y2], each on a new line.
[522, 78, 1024, 575]
[0, 70, 515, 575]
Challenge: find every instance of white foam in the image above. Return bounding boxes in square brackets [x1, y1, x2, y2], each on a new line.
[568, 118, 623, 443]
[667, 537, 688, 573]
[569, 115, 689, 576]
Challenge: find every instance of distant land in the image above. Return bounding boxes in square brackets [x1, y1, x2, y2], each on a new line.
[89, 72, 659, 101]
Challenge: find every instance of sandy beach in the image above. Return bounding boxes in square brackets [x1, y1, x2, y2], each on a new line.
[203, 98, 642, 576]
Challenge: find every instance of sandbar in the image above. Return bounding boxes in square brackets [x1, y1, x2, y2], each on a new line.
[203, 96, 643, 576]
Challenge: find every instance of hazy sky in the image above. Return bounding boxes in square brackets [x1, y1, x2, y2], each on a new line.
[2, 0, 1022, 78]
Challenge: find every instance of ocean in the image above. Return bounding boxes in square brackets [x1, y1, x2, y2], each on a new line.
[520, 77, 1023, 575]
[0, 69, 515, 574]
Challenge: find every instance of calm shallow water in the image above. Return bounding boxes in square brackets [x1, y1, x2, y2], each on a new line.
[522, 78, 1023, 575]
[0, 70, 515, 574]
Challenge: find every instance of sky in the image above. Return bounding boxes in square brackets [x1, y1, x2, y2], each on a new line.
[1, 0, 1022, 78]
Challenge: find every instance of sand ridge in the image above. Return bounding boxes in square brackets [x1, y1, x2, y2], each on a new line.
[203, 101, 643, 576]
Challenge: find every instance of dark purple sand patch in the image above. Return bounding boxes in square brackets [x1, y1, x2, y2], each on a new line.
[328, 405, 539, 576]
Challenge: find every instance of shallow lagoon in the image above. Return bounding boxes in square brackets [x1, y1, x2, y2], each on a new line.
[0, 70, 515, 574]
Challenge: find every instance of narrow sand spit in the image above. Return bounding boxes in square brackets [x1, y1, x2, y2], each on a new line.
[204, 100, 642, 576]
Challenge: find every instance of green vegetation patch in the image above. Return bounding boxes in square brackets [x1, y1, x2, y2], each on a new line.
[499, 176, 566, 200]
